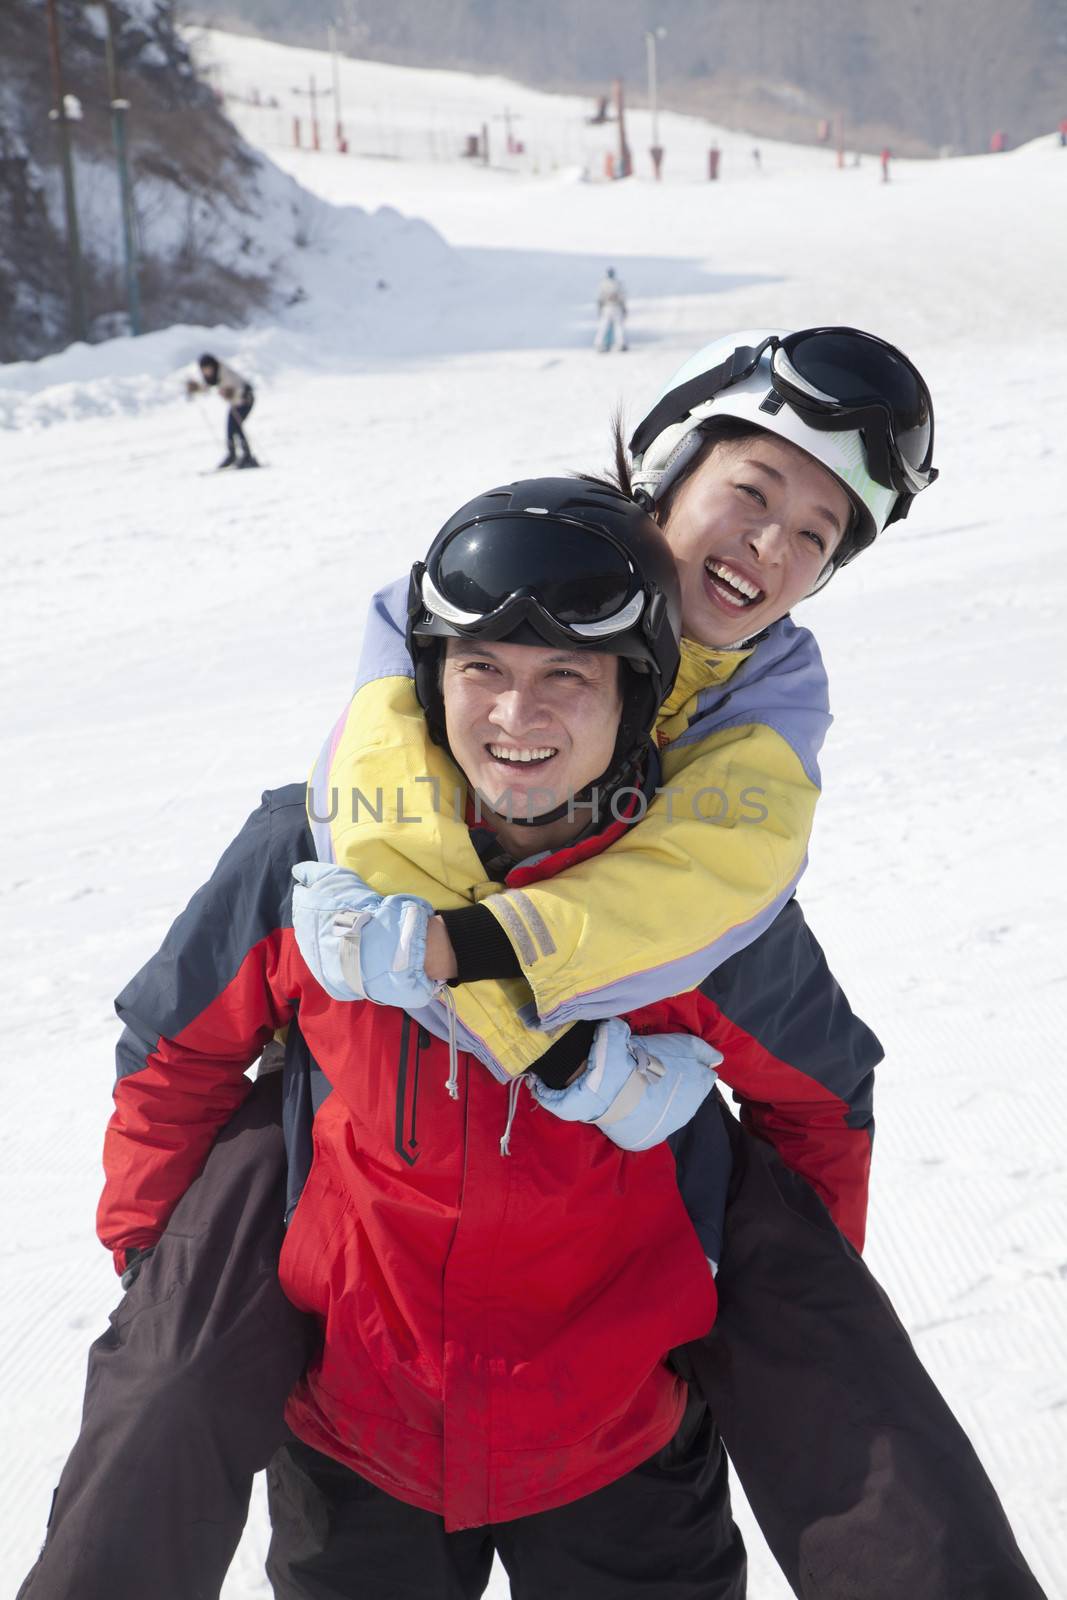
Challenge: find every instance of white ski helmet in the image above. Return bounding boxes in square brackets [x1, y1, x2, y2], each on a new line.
[629, 326, 937, 562]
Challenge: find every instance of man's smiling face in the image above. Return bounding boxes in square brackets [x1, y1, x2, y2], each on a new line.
[442, 638, 622, 826]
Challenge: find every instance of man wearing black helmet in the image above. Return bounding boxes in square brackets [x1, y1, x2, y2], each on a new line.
[185, 352, 258, 470]
[409, 475, 683, 816]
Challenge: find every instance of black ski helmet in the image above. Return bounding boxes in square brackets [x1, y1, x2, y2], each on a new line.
[406, 477, 682, 814]
[198, 353, 219, 383]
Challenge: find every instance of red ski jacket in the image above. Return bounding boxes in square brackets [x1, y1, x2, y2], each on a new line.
[98, 786, 880, 1529]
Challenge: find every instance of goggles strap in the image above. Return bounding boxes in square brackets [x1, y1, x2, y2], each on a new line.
[629, 341, 769, 459]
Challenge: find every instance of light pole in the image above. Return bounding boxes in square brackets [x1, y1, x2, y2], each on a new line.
[612, 78, 631, 178]
[645, 26, 666, 179]
[101, 1, 142, 335]
[45, 0, 87, 341]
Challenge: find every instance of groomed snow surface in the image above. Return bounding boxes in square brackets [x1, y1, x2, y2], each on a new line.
[3, 29, 1066, 1598]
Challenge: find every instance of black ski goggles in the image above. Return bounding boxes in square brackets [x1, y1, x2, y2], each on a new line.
[630, 326, 937, 502]
[410, 511, 654, 647]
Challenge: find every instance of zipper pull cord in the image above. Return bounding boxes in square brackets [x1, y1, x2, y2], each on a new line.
[500, 1074, 524, 1157]
[435, 983, 460, 1100]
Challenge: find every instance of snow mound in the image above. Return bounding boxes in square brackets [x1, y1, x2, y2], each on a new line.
[0, 184, 453, 430]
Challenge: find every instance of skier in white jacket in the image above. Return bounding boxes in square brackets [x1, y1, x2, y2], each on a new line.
[594, 267, 628, 352]
[186, 353, 258, 470]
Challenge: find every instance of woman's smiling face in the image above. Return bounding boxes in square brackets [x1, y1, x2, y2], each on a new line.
[661, 432, 852, 647]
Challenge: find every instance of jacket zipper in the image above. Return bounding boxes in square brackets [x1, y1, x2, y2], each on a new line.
[394, 1014, 420, 1166]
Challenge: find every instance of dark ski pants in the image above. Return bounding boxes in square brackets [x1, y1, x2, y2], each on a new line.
[17, 1072, 315, 1600]
[17, 1082, 1046, 1600]
[674, 1101, 1047, 1600]
[227, 389, 254, 457]
[265, 1403, 745, 1600]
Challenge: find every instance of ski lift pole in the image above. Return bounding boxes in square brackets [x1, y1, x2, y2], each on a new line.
[102, 1, 142, 335]
[492, 105, 523, 158]
[45, 0, 87, 342]
[292, 75, 329, 151]
[328, 23, 346, 150]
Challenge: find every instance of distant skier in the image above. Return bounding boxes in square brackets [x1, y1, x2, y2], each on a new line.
[185, 353, 258, 469]
[594, 266, 627, 353]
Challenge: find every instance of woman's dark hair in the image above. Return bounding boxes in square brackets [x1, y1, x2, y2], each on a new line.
[607, 412, 859, 555]
[607, 413, 767, 524]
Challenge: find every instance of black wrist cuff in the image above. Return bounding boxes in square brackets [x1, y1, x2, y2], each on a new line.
[438, 909, 595, 1088]
[533, 1021, 597, 1090]
[439, 905, 522, 982]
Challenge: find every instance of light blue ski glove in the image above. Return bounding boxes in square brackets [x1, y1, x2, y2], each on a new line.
[531, 1018, 721, 1151]
[291, 860, 436, 1009]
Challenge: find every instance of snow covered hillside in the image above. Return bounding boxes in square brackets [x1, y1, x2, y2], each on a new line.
[2, 29, 1065, 1598]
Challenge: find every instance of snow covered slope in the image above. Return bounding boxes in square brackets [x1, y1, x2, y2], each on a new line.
[2, 31, 1065, 1599]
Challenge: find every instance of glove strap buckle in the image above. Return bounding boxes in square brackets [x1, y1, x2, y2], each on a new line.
[332, 908, 375, 998]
